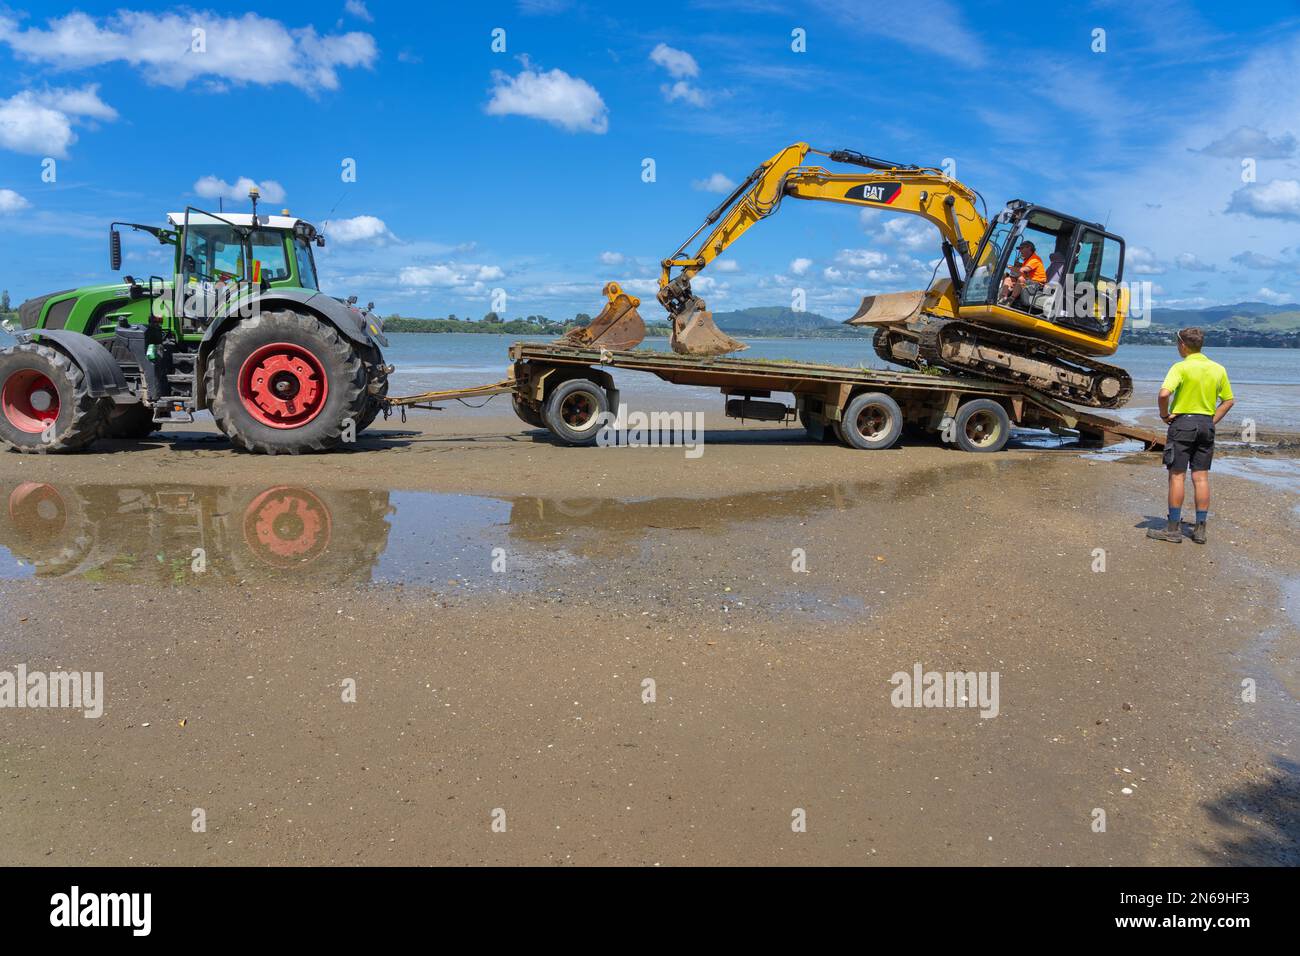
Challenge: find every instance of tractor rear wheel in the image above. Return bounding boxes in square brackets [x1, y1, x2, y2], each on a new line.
[0, 344, 105, 453]
[207, 310, 368, 455]
[355, 346, 389, 434]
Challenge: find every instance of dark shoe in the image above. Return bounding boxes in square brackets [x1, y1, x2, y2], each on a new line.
[1146, 520, 1183, 543]
[1192, 521, 1207, 545]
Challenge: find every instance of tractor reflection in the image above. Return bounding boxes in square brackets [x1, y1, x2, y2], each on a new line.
[1, 481, 393, 585]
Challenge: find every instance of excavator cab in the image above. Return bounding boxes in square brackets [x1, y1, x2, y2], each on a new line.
[959, 201, 1126, 353]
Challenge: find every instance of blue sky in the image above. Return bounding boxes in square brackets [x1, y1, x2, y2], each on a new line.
[2, 0, 1299, 320]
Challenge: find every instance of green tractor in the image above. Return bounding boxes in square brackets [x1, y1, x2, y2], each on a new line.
[0, 189, 390, 455]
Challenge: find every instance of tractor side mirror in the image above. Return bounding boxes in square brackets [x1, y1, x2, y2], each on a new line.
[110, 228, 122, 272]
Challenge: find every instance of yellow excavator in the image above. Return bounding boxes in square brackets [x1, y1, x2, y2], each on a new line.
[567, 142, 1133, 408]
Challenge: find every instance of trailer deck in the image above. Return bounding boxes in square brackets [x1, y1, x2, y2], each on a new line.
[386, 341, 1163, 453]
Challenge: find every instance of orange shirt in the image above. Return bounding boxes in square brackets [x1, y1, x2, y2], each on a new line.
[1018, 253, 1047, 284]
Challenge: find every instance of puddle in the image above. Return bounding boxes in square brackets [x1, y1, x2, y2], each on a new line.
[0, 465, 1010, 616]
[0, 482, 531, 590]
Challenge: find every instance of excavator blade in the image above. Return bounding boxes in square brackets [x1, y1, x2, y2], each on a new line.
[563, 281, 647, 351]
[670, 304, 748, 356]
[844, 290, 928, 327]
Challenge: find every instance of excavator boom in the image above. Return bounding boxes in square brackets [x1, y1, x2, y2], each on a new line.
[570, 142, 987, 355]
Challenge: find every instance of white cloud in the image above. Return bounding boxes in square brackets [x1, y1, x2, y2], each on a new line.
[649, 43, 708, 107]
[322, 215, 392, 243]
[822, 267, 843, 281]
[692, 172, 735, 193]
[1174, 252, 1217, 272]
[649, 43, 698, 79]
[0, 12, 376, 93]
[0, 84, 117, 157]
[1253, 287, 1295, 304]
[789, 257, 812, 276]
[398, 262, 502, 289]
[1230, 250, 1285, 269]
[713, 259, 740, 273]
[485, 64, 608, 133]
[1227, 179, 1300, 221]
[662, 80, 707, 107]
[837, 248, 888, 269]
[194, 175, 287, 205]
[1197, 126, 1295, 159]
[1126, 246, 1166, 275]
[599, 251, 625, 265]
[344, 0, 373, 22]
[0, 188, 30, 213]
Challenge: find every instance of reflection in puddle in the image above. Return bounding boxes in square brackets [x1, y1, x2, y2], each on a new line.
[0, 463, 1009, 618]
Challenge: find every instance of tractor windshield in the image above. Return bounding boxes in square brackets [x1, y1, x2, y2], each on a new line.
[184, 222, 245, 281]
[294, 238, 319, 290]
[249, 230, 291, 283]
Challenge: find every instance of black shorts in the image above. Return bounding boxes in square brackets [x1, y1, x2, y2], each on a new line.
[1163, 414, 1215, 472]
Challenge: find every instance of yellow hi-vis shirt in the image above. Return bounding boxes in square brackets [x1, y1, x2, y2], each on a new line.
[1161, 352, 1233, 416]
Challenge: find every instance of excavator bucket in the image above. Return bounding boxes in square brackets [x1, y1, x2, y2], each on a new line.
[670, 302, 748, 356]
[564, 282, 647, 351]
[844, 290, 927, 327]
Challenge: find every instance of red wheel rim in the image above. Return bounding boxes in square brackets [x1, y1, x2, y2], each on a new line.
[8, 482, 67, 542]
[237, 342, 329, 429]
[242, 486, 332, 568]
[1, 370, 60, 434]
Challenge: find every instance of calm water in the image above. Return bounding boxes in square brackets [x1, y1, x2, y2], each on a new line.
[3, 326, 1296, 432]
[379, 332, 1300, 432]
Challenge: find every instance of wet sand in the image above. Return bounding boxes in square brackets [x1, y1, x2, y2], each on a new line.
[0, 411, 1296, 865]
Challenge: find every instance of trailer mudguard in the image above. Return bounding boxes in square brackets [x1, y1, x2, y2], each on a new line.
[24, 327, 133, 401]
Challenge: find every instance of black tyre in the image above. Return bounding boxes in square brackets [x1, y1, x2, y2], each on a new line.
[206, 310, 368, 455]
[837, 391, 904, 451]
[953, 398, 1011, 453]
[799, 398, 838, 443]
[104, 403, 159, 440]
[355, 346, 389, 433]
[513, 394, 546, 428]
[0, 344, 105, 453]
[543, 377, 609, 446]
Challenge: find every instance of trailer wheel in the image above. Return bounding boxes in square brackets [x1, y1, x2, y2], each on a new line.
[207, 310, 368, 455]
[799, 399, 839, 443]
[0, 344, 105, 454]
[543, 377, 609, 446]
[953, 398, 1011, 453]
[837, 391, 903, 451]
[513, 394, 546, 429]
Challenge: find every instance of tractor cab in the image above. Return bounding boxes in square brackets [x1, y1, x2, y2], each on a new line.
[958, 201, 1125, 350]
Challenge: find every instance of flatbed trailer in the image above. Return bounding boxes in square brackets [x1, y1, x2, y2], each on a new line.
[387, 342, 1163, 454]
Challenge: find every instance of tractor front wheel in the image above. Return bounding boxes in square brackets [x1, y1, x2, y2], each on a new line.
[207, 311, 368, 455]
[0, 344, 105, 453]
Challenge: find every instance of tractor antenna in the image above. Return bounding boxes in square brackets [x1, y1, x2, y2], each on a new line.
[249, 186, 261, 228]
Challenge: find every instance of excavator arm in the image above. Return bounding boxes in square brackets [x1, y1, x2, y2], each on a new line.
[571, 142, 990, 355]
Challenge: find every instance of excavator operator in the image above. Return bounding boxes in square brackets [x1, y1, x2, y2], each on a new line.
[999, 241, 1047, 308]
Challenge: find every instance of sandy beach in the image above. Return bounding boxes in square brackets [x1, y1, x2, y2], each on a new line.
[1, 410, 1295, 865]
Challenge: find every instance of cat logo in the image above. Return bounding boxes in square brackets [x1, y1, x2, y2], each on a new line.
[845, 182, 902, 205]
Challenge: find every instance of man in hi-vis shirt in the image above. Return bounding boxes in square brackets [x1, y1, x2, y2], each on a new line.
[1146, 327, 1234, 545]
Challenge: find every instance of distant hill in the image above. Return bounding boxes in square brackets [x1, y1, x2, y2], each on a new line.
[1149, 302, 1300, 331]
[709, 306, 842, 334]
